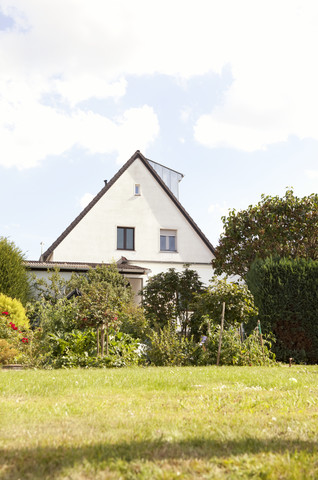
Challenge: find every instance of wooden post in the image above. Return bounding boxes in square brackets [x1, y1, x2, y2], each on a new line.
[106, 328, 109, 356]
[101, 324, 105, 357]
[97, 327, 100, 356]
[257, 320, 265, 356]
[216, 302, 225, 366]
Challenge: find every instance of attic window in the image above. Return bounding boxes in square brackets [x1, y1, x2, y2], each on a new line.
[134, 184, 141, 195]
[160, 229, 177, 252]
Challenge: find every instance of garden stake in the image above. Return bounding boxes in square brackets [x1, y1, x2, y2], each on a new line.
[257, 320, 265, 356]
[216, 302, 225, 366]
[101, 324, 105, 357]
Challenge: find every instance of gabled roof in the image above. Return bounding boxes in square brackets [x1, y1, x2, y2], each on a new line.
[42, 150, 216, 261]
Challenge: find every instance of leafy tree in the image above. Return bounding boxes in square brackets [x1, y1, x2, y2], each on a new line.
[74, 264, 133, 356]
[0, 237, 31, 304]
[30, 264, 134, 358]
[190, 276, 258, 340]
[212, 189, 318, 278]
[78, 283, 122, 356]
[142, 266, 203, 335]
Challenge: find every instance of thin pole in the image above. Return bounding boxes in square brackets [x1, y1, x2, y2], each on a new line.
[216, 302, 225, 366]
[257, 320, 265, 356]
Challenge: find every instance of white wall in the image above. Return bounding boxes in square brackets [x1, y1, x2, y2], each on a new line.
[51, 158, 215, 285]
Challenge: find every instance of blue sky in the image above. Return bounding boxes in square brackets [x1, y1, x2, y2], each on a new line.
[1, 0, 318, 260]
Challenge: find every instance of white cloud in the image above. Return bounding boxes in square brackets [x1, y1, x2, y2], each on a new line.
[208, 203, 230, 217]
[1, 0, 318, 166]
[305, 170, 318, 179]
[194, 1, 318, 151]
[79, 193, 94, 209]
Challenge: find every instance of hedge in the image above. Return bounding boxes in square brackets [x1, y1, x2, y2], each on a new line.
[247, 257, 318, 363]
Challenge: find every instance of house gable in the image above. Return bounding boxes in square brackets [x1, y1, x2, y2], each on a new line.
[42, 151, 215, 281]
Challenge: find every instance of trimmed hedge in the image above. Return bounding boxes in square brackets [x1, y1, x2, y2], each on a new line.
[247, 257, 318, 363]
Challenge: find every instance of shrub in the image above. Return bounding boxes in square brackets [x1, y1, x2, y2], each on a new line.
[198, 327, 275, 366]
[0, 237, 31, 305]
[0, 294, 30, 330]
[247, 256, 318, 363]
[0, 339, 19, 365]
[119, 303, 149, 340]
[142, 267, 203, 335]
[190, 276, 258, 341]
[46, 329, 143, 368]
[146, 323, 199, 366]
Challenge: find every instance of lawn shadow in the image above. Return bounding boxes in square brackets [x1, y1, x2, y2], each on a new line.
[2, 437, 317, 479]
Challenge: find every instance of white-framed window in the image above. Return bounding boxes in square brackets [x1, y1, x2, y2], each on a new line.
[134, 184, 141, 195]
[160, 229, 177, 252]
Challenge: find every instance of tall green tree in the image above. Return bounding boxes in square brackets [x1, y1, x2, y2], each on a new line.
[0, 237, 31, 305]
[212, 189, 318, 278]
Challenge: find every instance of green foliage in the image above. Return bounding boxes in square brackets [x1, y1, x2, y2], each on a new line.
[29, 265, 139, 366]
[197, 327, 275, 366]
[142, 266, 203, 335]
[247, 256, 318, 363]
[190, 276, 258, 340]
[0, 339, 19, 365]
[68, 263, 132, 295]
[119, 302, 149, 340]
[48, 329, 142, 368]
[31, 268, 68, 304]
[0, 294, 30, 330]
[213, 189, 318, 278]
[0, 237, 31, 304]
[146, 323, 199, 366]
[28, 297, 80, 335]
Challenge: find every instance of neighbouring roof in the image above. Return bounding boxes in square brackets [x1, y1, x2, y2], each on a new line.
[41, 150, 216, 261]
[26, 260, 148, 275]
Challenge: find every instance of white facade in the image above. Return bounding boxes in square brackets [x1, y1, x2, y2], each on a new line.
[41, 152, 215, 289]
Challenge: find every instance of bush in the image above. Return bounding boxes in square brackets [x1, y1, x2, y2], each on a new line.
[119, 303, 149, 340]
[146, 323, 199, 366]
[247, 257, 318, 363]
[0, 237, 31, 305]
[28, 297, 80, 335]
[46, 329, 143, 368]
[197, 327, 275, 366]
[0, 339, 19, 365]
[190, 276, 258, 341]
[0, 294, 30, 331]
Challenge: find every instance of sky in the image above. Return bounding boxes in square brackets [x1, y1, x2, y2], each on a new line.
[1, 0, 318, 261]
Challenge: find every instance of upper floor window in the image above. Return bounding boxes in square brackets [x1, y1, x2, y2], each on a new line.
[134, 184, 141, 195]
[117, 227, 134, 250]
[160, 229, 177, 252]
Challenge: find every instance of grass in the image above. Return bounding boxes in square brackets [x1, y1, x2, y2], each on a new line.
[1, 365, 318, 479]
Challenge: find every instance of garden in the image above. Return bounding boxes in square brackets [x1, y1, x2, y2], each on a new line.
[1, 184, 318, 479]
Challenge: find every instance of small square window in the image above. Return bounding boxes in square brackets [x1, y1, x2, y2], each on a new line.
[117, 227, 135, 250]
[160, 229, 177, 251]
[134, 184, 141, 195]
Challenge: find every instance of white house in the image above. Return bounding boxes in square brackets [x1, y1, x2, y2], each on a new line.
[28, 151, 216, 300]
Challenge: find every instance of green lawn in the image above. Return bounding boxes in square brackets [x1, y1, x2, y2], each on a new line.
[1, 366, 318, 479]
